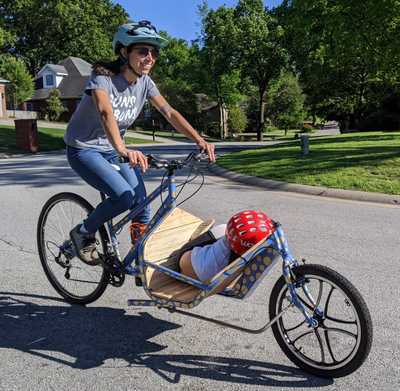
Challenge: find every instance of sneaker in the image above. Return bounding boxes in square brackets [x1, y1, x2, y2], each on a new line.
[130, 222, 147, 246]
[70, 224, 100, 264]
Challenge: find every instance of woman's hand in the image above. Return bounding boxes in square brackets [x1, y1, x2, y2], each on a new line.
[120, 149, 148, 172]
[197, 138, 216, 162]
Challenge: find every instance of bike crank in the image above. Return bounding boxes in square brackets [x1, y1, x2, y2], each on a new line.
[100, 254, 125, 287]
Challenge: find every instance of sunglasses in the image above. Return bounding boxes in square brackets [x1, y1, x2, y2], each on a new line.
[132, 46, 159, 59]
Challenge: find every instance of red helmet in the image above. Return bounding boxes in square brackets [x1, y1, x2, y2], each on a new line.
[226, 210, 274, 255]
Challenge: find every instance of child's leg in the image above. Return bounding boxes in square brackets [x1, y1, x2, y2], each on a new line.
[179, 251, 199, 279]
[179, 250, 234, 293]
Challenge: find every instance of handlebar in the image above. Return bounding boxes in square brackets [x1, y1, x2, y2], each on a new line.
[117, 152, 210, 170]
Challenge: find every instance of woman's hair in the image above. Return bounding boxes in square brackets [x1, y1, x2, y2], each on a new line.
[92, 57, 125, 76]
[92, 44, 135, 76]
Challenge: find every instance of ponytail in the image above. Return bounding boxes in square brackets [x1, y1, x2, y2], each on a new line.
[92, 57, 125, 76]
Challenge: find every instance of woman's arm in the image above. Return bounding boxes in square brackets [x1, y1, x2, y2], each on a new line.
[150, 95, 216, 162]
[92, 89, 148, 170]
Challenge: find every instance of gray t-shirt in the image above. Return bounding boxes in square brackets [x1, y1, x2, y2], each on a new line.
[64, 72, 160, 151]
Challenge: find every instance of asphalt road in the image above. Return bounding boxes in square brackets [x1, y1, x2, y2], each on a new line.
[0, 149, 399, 391]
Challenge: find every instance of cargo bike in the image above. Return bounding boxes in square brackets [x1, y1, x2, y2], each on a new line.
[37, 152, 373, 378]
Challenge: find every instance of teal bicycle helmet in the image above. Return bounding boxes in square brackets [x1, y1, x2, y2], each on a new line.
[112, 20, 168, 54]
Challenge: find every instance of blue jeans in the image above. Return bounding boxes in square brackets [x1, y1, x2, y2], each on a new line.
[66, 146, 150, 234]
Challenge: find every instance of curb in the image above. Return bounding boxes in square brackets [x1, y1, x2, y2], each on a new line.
[208, 164, 400, 206]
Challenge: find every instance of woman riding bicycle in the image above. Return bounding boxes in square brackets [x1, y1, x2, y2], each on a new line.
[64, 20, 216, 263]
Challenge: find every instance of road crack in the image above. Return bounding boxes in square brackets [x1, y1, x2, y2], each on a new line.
[0, 237, 37, 255]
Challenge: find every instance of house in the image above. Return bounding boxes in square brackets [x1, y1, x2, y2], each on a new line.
[0, 78, 10, 118]
[27, 56, 92, 121]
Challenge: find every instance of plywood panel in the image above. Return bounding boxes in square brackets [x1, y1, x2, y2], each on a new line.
[144, 208, 213, 299]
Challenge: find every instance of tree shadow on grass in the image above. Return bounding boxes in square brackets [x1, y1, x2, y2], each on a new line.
[221, 136, 400, 182]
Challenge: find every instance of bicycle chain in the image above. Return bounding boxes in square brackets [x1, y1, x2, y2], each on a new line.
[100, 254, 125, 287]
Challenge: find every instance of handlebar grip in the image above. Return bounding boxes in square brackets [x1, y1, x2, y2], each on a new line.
[117, 154, 164, 168]
[117, 156, 129, 164]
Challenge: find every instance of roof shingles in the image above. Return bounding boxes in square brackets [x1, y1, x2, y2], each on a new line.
[30, 56, 92, 101]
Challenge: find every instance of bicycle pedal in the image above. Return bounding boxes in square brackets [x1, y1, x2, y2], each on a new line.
[135, 276, 143, 287]
[109, 271, 125, 287]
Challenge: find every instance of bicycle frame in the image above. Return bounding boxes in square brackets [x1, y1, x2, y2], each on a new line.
[99, 165, 319, 328]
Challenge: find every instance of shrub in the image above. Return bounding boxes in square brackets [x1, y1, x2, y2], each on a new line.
[45, 89, 66, 121]
[228, 104, 248, 134]
[205, 122, 220, 137]
[359, 111, 400, 131]
[267, 72, 306, 134]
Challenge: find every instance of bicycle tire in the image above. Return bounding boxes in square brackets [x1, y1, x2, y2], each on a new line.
[269, 264, 373, 378]
[37, 192, 110, 305]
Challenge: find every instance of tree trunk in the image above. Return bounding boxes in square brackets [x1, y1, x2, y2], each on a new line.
[222, 103, 228, 138]
[312, 113, 317, 127]
[257, 87, 267, 141]
[218, 102, 228, 140]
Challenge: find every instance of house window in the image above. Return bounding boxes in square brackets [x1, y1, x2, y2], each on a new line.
[45, 74, 54, 87]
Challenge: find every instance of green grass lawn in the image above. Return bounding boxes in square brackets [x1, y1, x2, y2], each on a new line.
[217, 131, 400, 195]
[0, 125, 156, 154]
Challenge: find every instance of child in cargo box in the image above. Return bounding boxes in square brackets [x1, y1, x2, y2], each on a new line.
[179, 210, 274, 284]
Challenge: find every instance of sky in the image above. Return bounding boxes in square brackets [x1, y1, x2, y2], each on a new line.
[113, 1, 283, 43]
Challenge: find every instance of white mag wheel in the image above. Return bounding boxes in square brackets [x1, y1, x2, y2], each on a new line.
[269, 264, 373, 378]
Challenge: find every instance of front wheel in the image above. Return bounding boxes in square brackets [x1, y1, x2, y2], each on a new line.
[37, 192, 110, 305]
[269, 264, 373, 378]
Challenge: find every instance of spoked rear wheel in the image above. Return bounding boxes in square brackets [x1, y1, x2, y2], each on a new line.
[37, 192, 110, 305]
[269, 264, 373, 378]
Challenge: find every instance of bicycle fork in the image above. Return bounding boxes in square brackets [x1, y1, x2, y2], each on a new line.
[274, 225, 321, 329]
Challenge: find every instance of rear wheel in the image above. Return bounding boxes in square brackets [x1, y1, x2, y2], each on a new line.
[37, 192, 110, 305]
[269, 264, 373, 378]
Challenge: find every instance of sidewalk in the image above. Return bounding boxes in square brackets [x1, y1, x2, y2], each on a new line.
[0, 118, 68, 130]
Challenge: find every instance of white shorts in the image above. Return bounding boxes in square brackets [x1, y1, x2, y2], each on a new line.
[191, 236, 231, 282]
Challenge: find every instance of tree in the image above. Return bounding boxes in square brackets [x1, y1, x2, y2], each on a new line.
[228, 104, 248, 134]
[0, 25, 15, 49]
[267, 72, 305, 134]
[276, 0, 400, 130]
[233, 0, 289, 140]
[1, 0, 128, 74]
[200, 4, 244, 138]
[0, 54, 34, 107]
[150, 34, 201, 128]
[45, 89, 66, 121]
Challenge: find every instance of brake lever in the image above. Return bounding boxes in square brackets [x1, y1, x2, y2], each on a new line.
[117, 156, 129, 164]
[194, 152, 214, 163]
[147, 154, 169, 169]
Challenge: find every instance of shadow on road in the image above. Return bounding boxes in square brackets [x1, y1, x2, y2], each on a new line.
[0, 292, 333, 387]
[0, 155, 251, 193]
